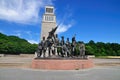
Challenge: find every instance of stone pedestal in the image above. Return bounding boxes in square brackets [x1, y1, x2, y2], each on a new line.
[32, 58, 94, 70]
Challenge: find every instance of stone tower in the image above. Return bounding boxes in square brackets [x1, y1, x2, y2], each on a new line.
[41, 6, 56, 40]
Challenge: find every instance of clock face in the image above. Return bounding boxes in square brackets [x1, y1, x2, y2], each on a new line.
[46, 8, 53, 13]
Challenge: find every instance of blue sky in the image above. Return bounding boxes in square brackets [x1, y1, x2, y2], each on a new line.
[0, 0, 120, 44]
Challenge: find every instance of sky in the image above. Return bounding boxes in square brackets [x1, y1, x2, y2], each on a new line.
[0, 0, 120, 44]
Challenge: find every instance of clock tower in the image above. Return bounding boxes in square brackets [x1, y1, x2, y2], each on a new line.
[41, 6, 56, 40]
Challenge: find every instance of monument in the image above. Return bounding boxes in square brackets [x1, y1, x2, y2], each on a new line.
[32, 6, 94, 70]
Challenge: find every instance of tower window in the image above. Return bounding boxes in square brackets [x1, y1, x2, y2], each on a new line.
[46, 8, 53, 13]
[44, 16, 54, 22]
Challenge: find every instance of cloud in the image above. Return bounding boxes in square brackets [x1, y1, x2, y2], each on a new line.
[28, 39, 39, 44]
[56, 19, 74, 34]
[56, 5, 74, 34]
[0, 0, 53, 24]
[56, 23, 72, 34]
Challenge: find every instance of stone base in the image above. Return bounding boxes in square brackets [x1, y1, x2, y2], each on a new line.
[32, 58, 94, 70]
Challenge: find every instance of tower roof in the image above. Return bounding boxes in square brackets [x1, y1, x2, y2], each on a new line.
[45, 5, 54, 8]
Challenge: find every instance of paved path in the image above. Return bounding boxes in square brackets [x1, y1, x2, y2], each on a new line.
[0, 56, 120, 80]
[0, 66, 120, 80]
[93, 58, 120, 64]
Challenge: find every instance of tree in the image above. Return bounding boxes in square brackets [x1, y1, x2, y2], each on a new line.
[85, 40, 120, 56]
[0, 32, 37, 54]
[85, 45, 95, 55]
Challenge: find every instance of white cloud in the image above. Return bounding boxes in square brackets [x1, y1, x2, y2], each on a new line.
[28, 40, 38, 44]
[56, 5, 74, 34]
[0, 0, 53, 24]
[56, 23, 72, 34]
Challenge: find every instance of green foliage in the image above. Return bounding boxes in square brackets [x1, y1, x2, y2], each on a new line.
[0, 32, 37, 54]
[85, 45, 95, 55]
[85, 40, 120, 56]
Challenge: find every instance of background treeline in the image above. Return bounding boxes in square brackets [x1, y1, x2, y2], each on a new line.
[85, 40, 120, 56]
[0, 33, 37, 54]
[0, 32, 120, 56]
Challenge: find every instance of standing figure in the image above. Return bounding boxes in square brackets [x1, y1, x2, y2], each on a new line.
[51, 43, 55, 55]
[62, 44, 68, 57]
[46, 38, 53, 57]
[46, 27, 58, 57]
[79, 42, 85, 58]
[41, 37, 47, 58]
[60, 36, 65, 57]
[54, 34, 59, 55]
[71, 36, 76, 56]
[66, 38, 71, 57]
[37, 43, 42, 57]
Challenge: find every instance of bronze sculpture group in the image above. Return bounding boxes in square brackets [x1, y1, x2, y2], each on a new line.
[36, 27, 86, 59]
